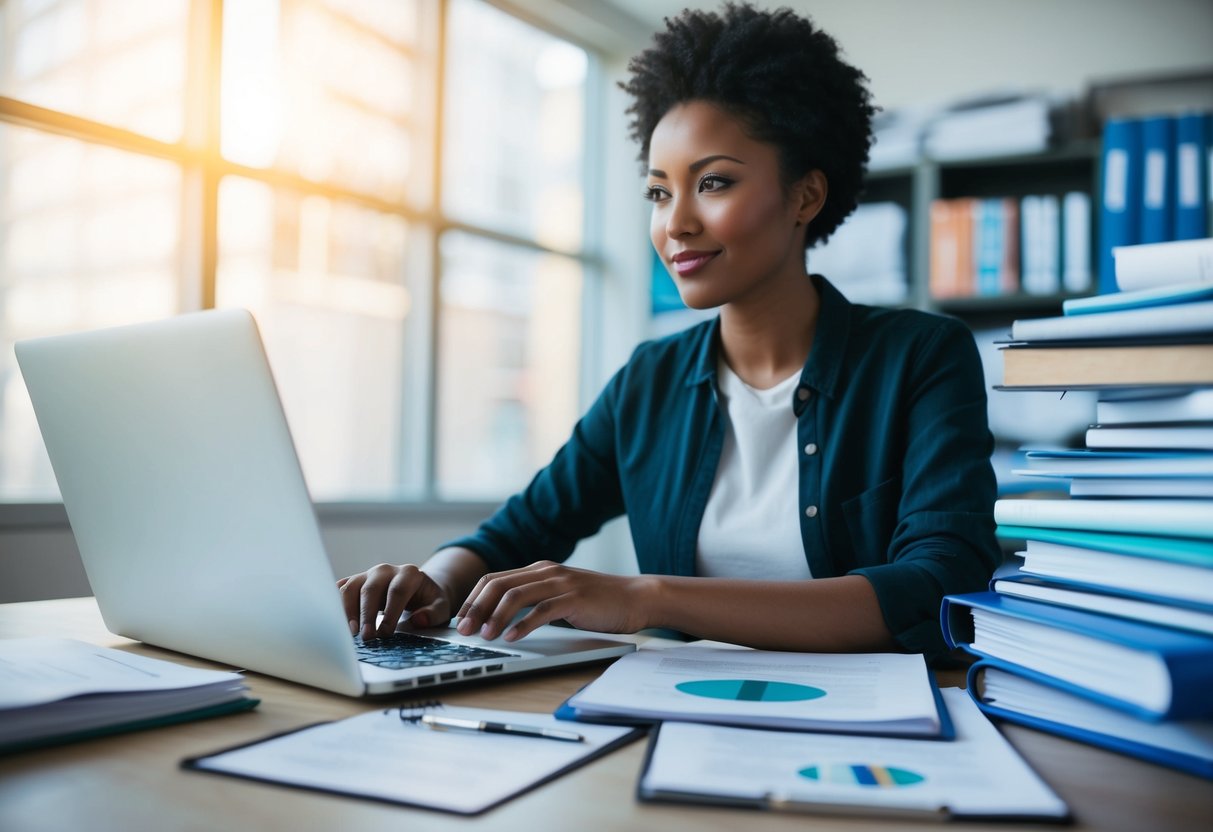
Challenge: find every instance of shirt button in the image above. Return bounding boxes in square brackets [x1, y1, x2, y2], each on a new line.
[797, 387, 811, 402]
[804, 505, 818, 518]
[804, 442, 818, 456]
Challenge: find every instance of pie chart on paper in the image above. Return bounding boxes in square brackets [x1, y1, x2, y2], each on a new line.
[799, 763, 926, 788]
[674, 679, 826, 702]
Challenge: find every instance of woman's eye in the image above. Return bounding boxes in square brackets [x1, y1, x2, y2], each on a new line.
[699, 174, 732, 193]
[642, 185, 669, 202]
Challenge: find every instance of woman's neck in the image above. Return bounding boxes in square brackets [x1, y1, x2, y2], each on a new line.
[718, 273, 820, 390]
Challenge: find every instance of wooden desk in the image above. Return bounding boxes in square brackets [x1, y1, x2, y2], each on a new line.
[1, 598, 1209, 831]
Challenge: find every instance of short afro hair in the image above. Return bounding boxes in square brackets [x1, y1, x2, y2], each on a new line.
[620, 3, 877, 249]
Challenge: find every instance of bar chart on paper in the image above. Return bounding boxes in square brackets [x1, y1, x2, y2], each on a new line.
[675, 679, 826, 702]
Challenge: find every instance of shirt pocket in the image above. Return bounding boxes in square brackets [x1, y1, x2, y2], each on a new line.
[840, 475, 901, 567]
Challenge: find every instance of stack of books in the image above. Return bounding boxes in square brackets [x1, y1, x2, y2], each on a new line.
[943, 237, 1213, 779]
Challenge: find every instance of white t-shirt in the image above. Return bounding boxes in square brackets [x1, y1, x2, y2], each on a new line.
[695, 359, 812, 580]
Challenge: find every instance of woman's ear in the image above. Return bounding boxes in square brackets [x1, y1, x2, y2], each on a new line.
[793, 170, 828, 227]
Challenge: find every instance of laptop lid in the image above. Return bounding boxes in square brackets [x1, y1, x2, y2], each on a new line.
[15, 310, 633, 696]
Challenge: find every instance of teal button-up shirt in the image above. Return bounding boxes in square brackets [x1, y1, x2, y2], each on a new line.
[446, 276, 1001, 657]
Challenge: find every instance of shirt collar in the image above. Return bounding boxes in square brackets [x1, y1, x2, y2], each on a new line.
[684, 275, 854, 403]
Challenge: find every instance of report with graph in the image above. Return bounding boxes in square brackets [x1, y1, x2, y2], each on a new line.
[638, 688, 1069, 821]
[563, 644, 948, 737]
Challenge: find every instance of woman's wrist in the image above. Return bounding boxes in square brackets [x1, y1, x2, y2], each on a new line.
[628, 574, 668, 632]
[423, 546, 489, 612]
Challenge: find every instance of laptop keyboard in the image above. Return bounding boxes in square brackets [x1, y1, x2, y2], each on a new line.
[354, 632, 515, 670]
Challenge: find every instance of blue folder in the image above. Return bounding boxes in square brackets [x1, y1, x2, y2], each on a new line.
[1174, 111, 1210, 240]
[940, 591, 1213, 721]
[1098, 118, 1143, 294]
[1138, 115, 1176, 244]
[966, 662, 1213, 780]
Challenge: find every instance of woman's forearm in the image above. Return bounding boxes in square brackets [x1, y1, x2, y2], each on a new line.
[641, 574, 898, 652]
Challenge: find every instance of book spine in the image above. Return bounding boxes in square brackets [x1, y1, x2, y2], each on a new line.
[977, 198, 1001, 296]
[1002, 197, 1020, 295]
[1061, 191, 1091, 293]
[957, 198, 975, 297]
[928, 199, 958, 299]
[993, 498, 1213, 538]
[1009, 298, 1213, 341]
[1174, 111, 1210, 240]
[995, 524, 1213, 567]
[1139, 115, 1177, 244]
[1099, 118, 1143, 294]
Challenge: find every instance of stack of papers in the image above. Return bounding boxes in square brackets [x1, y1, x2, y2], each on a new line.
[0, 638, 257, 753]
[563, 645, 947, 737]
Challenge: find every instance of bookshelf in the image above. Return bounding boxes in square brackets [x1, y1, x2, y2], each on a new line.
[860, 141, 1101, 327]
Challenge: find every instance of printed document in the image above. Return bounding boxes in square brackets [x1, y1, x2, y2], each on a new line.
[566, 644, 943, 736]
[0, 638, 252, 750]
[640, 688, 1069, 820]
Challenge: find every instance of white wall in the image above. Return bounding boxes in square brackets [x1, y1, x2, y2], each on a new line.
[605, 0, 1213, 113]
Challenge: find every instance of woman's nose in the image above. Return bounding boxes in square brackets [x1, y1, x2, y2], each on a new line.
[665, 194, 702, 238]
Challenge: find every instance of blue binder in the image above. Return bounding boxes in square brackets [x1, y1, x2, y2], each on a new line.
[1138, 115, 1176, 244]
[1098, 118, 1143, 294]
[1174, 111, 1211, 240]
[940, 591, 1213, 721]
[966, 662, 1213, 780]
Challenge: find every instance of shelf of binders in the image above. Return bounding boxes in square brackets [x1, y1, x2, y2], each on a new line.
[927, 144, 1100, 317]
[860, 143, 1101, 323]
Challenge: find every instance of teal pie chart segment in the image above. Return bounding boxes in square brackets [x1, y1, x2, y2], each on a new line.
[674, 679, 826, 702]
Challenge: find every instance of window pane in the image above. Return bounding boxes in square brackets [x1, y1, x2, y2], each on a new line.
[436, 231, 581, 499]
[443, 0, 586, 251]
[0, 0, 190, 142]
[0, 123, 182, 499]
[216, 176, 423, 500]
[220, 0, 433, 205]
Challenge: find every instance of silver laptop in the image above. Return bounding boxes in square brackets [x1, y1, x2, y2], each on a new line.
[15, 309, 635, 696]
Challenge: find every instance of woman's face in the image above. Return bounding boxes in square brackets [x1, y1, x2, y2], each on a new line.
[645, 100, 824, 311]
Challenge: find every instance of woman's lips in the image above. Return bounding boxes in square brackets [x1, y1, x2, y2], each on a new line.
[671, 251, 719, 276]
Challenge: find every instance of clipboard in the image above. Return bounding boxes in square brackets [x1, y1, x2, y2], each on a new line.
[635, 688, 1070, 822]
[182, 703, 644, 815]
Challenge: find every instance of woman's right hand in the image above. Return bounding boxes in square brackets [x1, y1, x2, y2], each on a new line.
[337, 563, 454, 640]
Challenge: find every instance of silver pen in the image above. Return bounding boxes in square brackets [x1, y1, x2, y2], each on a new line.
[419, 714, 585, 743]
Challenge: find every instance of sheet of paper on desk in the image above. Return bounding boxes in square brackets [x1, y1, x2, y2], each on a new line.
[0, 638, 245, 708]
[184, 706, 641, 815]
[566, 645, 944, 736]
[640, 688, 1070, 820]
[0, 638, 254, 751]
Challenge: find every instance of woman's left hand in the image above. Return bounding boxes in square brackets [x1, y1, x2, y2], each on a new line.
[454, 561, 655, 642]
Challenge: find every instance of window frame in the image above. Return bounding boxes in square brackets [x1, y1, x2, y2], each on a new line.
[0, 0, 607, 519]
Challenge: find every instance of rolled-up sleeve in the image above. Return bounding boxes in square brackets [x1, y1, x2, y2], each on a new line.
[849, 320, 1001, 657]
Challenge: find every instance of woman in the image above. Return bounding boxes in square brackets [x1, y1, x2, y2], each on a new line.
[339, 3, 1000, 659]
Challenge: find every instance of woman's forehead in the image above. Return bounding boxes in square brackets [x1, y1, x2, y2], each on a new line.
[648, 101, 771, 164]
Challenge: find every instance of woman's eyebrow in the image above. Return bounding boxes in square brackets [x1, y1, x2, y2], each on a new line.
[647, 154, 747, 179]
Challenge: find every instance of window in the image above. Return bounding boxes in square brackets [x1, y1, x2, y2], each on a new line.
[0, 0, 596, 503]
